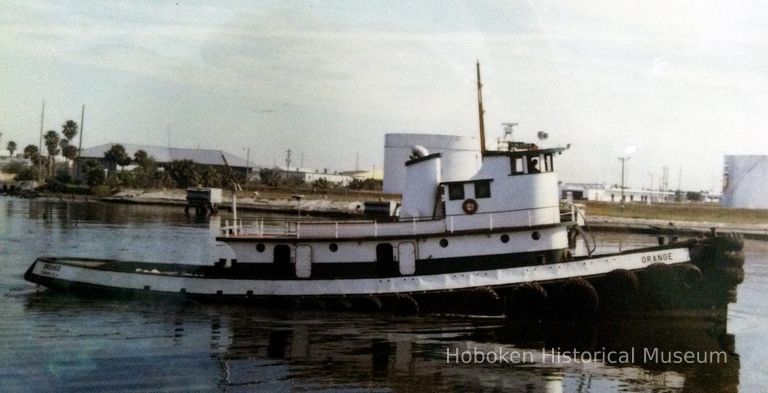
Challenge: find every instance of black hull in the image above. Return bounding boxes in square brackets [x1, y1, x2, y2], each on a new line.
[25, 232, 744, 318]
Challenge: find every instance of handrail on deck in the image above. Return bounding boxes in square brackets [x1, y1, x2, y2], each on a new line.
[220, 205, 571, 239]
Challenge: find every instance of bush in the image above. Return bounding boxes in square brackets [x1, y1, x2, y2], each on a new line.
[85, 163, 106, 186]
[347, 178, 382, 191]
[90, 185, 112, 197]
[41, 180, 90, 194]
[2, 161, 28, 174]
[54, 169, 71, 183]
[15, 167, 36, 181]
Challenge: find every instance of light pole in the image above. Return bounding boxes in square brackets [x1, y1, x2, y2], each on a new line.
[242, 147, 250, 181]
[647, 172, 654, 204]
[619, 157, 630, 210]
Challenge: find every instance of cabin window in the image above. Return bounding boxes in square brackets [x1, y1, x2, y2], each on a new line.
[543, 153, 554, 172]
[510, 157, 525, 175]
[448, 183, 464, 200]
[474, 180, 491, 199]
[527, 155, 541, 173]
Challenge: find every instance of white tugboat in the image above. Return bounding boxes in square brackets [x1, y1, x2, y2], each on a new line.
[25, 63, 744, 317]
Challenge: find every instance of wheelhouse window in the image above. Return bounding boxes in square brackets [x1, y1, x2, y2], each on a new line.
[511, 157, 525, 175]
[527, 155, 541, 173]
[448, 183, 464, 200]
[510, 152, 555, 175]
[474, 180, 491, 198]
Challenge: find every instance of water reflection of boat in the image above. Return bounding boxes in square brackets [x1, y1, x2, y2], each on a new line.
[20, 295, 740, 392]
[23, 63, 746, 317]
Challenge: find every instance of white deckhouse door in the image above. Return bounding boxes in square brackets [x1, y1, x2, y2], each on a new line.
[398, 242, 416, 275]
[295, 245, 312, 278]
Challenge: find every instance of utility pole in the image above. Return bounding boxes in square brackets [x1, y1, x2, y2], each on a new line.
[242, 147, 250, 180]
[619, 157, 630, 210]
[647, 172, 654, 203]
[285, 149, 292, 172]
[38, 100, 45, 181]
[76, 105, 85, 180]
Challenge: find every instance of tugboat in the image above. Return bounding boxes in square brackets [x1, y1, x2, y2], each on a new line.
[25, 63, 744, 317]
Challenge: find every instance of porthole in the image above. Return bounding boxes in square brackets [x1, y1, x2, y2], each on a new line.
[256, 243, 266, 252]
[532, 231, 541, 240]
[500, 234, 510, 243]
[329, 243, 339, 252]
[439, 238, 449, 248]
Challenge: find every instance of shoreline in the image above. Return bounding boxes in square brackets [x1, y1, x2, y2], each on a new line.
[6, 190, 768, 239]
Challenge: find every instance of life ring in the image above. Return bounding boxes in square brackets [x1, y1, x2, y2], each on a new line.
[462, 198, 479, 214]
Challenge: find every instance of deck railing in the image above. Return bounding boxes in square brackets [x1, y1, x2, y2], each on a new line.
[221, 205, 575, 239]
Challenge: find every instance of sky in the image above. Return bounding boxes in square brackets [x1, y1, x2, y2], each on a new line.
[1, 0, 766, 192]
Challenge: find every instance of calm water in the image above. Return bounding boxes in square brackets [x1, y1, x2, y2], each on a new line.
[1, 197, 767, 392]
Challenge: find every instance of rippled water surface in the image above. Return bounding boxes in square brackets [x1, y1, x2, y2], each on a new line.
[1, 197, 767, 392]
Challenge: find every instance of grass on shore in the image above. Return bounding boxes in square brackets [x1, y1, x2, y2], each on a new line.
[585, 201, 768, 225]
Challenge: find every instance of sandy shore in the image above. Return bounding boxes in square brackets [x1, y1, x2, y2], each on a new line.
[102, 188, 367, 217]
[586, 215, 768, 240]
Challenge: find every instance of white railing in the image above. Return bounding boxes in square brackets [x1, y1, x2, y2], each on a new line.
[220, 205, 568, 239]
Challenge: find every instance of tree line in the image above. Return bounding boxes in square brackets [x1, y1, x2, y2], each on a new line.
[3, 121, 382, 193]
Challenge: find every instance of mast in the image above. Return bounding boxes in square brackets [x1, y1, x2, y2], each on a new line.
[476, 61, 486, 155]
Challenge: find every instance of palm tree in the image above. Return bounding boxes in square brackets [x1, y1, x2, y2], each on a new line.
[6, 141, 16, 156]
[133, 149, 150, 168]
[44, 130, 61, 176]
[23, 144, 38, 158]
[59, 120, 79, 176]
[167, 159, 200, 188]
[201, 167, 222, 187]
[104, 144, 131, 172]
[61, 120, 78, 142]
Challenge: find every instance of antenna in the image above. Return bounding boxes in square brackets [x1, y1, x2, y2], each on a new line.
[476, 61, 486, 156]
[502, 123, 518, 139]
[285, 149, 292, 171]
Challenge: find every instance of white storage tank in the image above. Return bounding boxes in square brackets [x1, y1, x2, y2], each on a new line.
[722, 155, 768, 209]
[400, 150, 441, 220]
[383, 134, 481, 194]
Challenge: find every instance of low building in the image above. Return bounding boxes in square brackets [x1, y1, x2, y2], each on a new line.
[278, 166, 353, 186]
[561, 183, 675, 203]
[77, 143, 249, 175]
[340, 169, 384, 181]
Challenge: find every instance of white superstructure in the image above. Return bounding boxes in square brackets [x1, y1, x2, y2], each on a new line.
[383, 134, 481, 194]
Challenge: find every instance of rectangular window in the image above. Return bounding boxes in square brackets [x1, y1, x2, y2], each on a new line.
[544, 153, 554, 172]
[448, 183, 465, 200]
[527, 155, 541, 173]
[474, 180, 491, 198]
[510, 157, 525, 175]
